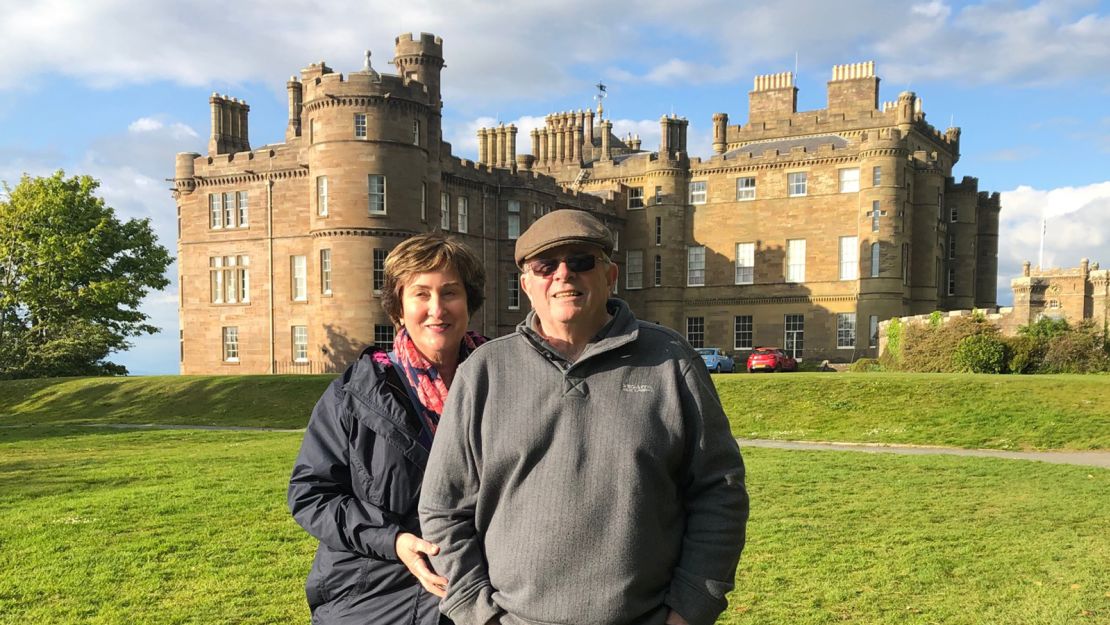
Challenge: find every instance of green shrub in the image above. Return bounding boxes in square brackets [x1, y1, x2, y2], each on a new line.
[953, 333, 1010, 374]
[881, 318, 903, 370]
[1018, 317, 1070, 341]
[900, 315, 998, 373]
[1040, 321, 1110, 373]
[848, 357, 884, 372]
[1004, 334, 1045, 374]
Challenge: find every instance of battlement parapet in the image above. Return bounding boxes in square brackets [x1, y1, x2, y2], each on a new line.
[393, 32, 444, 61]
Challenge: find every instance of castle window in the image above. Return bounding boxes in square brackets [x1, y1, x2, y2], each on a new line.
[420, 183, 427, 222]
[735, 242, 754, 285]
[626, 251, 643, 290]
[373, 249, 387, 295]
[839, 168, 860, 193]
[734, 315, 753, 350]
[209, 194, 222, 228]
[872, 166, 882, 187]
[354, 113, 367, 138]
[654, 255, 662, 286]
[508, 273, 520, 310]
[209, 255, 249, 304]
[840, 236, 859, 281]
[902, 243, 910, 285]
[612, 229, 619, 252]
[440, 192, 450, 230]
[1047, 298, 1061, 309]
[222, 192, 235, 227]
[222, 326, 239, 362]
[507, 200, 521, 239]
[837, 313, 856, 349]
[688, 180, 707, 205]
[869, 315, 879, 348]
[237, 192, 248, 227]
[292, 326, 308, 363]
[787, 239, 806, 283]
[629, 187, 644, 209]
[872, 201, 881, 232]
[947, 267, 956, 296]
[687, 246, 705, 286]
[949, 234, 956, 259]
[686, 317, 704, 348]
[784, 314, 804, 359]
[368, 175, 386, 214]
[413, 119, 421, 146]
[654, 186, 663, 204]
[291, 255, 307, 301]
[950, 204, 958, 222]
[317, 176, 328, 216]
[788, 172, 807, 197]
[655, 216, 662, 246]
[320, 249, 332, 295]
[457, 196, 468, 233]
[736, 176, 756, 201]
[374, 324, 395, 349]
[871, 242, 881, 278]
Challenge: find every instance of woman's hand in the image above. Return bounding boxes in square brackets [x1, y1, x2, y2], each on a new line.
[395, 532, 448, 597]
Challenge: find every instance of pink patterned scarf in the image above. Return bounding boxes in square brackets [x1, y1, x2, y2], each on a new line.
[391, 328, 486, 438]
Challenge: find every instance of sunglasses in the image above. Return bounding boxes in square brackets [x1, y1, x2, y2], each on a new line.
[525, 253, 601, 277]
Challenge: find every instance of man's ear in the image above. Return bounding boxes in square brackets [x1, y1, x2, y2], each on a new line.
[606, 261, 619, 288]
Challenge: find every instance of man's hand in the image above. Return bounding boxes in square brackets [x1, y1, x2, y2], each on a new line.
[395, 532, 448, 597]
[665, 608, 690, 625]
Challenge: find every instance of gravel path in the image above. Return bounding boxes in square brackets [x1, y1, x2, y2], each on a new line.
[738, 438, 1110, 469]
[35, 424, 1108, 469]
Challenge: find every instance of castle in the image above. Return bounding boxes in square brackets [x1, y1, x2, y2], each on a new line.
[173, 33, 1001, 374]
[1008, 259, 1109, 331]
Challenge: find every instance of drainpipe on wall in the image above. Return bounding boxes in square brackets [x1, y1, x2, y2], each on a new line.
[267, 176, 275, 374]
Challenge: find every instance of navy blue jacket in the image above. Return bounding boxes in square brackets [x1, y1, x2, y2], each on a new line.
[288, 347, 445, 624]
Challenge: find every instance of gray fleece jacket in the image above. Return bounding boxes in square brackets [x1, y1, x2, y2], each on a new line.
[419, 299, 748, 625]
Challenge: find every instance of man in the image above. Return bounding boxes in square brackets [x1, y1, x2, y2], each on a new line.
[419, 209, 748, 625]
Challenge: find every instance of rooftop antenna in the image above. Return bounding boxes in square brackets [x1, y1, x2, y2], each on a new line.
[1038, 214, 1047, 269]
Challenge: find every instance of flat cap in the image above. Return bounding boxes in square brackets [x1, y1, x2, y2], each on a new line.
[514, 209, 614, 266]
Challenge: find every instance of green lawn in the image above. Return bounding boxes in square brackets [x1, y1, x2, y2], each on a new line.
[0, 426, 1105, 625]
[717, 372, 1110, 450]
[3, 373, 1107, 450]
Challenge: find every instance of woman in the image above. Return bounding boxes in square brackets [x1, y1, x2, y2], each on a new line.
[288, 233, 486, 624]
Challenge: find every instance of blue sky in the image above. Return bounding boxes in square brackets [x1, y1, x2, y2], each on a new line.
[1, 0, 1108, 375]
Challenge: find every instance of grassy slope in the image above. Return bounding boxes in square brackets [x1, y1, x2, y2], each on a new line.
[716, 372, 1110, 450]
[3, 373, 1108, 450]
[0, 428, 1105, 625]
[0, 375, 332, 429]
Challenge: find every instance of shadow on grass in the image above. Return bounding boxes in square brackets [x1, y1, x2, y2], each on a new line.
[0, 376, 333, 434]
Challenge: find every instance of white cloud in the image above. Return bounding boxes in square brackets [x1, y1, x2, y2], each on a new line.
[876, 1, 1110, 85]
[911, 1, 951, 20]
[996, 181, 1110, 303]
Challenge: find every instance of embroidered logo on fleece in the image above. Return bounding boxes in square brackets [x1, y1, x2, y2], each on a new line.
[621, 383, 653, 393]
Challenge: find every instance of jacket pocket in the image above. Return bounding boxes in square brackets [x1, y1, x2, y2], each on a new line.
[305, 544, 373, 610]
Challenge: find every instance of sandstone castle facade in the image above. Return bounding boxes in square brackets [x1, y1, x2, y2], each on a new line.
[173, 33, 1000, 374]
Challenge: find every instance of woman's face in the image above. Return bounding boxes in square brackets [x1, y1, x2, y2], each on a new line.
[400, 266, 470, 366]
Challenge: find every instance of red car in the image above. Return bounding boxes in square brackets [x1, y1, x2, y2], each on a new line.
[746, 347, 798, 373]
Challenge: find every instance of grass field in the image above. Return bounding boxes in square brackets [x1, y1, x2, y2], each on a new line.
[3, 372, 1108, 450]
[1, 374, 1108, 623]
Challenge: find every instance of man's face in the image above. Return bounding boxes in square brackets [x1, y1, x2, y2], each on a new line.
[520, 243, 617, 331]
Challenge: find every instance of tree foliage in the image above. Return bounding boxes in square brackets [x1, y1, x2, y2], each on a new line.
[0, 171, 171, 378]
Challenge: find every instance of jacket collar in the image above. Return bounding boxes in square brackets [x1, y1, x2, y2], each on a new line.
[518, 298, 640, 369]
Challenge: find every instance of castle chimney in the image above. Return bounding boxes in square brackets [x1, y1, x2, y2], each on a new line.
[712, 112, 728, 154]
[508, 124, 518, 170]
[827, 61, 879, 114]
[659, 115, 672, 156]
[600, 120, 612, 161]
[208, 93, 222, 154]
[586, 109, 595, 144]
[286, 77, 303, 140]
[530, 128, 539, 162]
[477, 128, 488, 164]
[1022, 261, 1031, 277]
[748, 71, 797, 125]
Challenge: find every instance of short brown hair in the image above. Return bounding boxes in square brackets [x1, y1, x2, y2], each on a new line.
[380, 233, 486, 325]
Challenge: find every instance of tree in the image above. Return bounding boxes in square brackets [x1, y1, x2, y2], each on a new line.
[0, 171, 171, 378]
